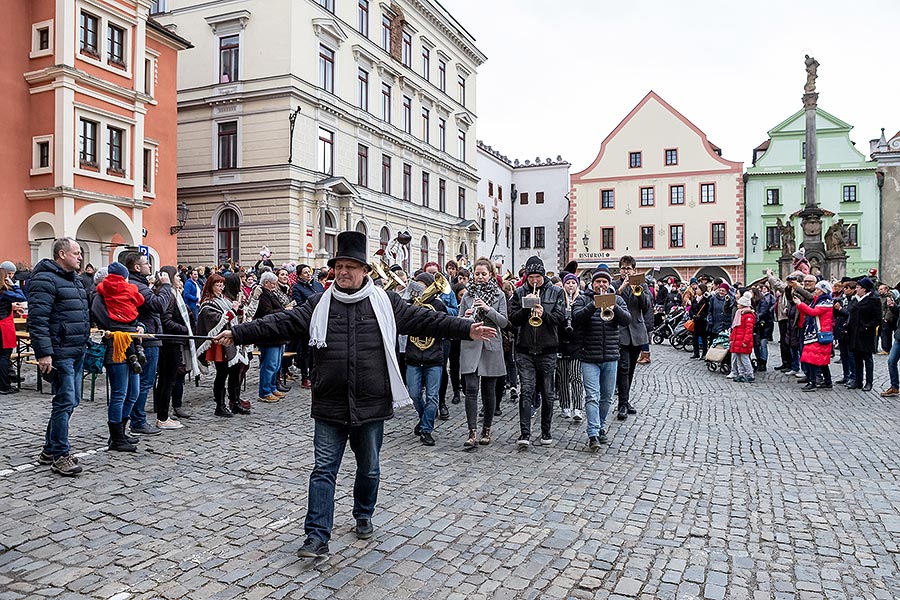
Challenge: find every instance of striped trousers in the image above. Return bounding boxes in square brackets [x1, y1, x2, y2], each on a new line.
[556, 356, 584, 410]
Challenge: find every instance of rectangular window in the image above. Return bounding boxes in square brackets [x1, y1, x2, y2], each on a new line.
[438, 118, 446, 151]
[629, 151, 642, 168]
[381, 155, 392, 195]
[38, 141, 51, 169]
[422, 47, 430, 80]
[665, 148, 678, 166]
[439, 178, 446, 212]
[357, 0, 369, 36]
[318, 0, 335, 12]
[402, 96, 412, 133]
[498, 185, 503, 200]
[640, 187, 654, 207]
[107, 24, 125, 67]
[846, 224, 858, 247]
[381, 15, 391, 52]
[700, 183, 716, 203]
[520, 192, 528, 205]
[802, 141, 806, 159]
[422, 171, 430, 207]
[765, 226, 779, 250]
[711, 222, 726, 247]
[150, 0, 166, 14]
[38, 27, 50, 51]
[766, 188, 780, 205]
[107, 126, 124, 173]
[80, 12, 99, 56]
[458, 75, 466, 105]
[641, 226, 654, 249]
[669, 224, 684, 248]
[357, 144, 368, 187]
[488, 181, 494, 197]
[421, 107, 429, 142]
[319, 45, 335, 93]
[536, 191, 544, 204]
[401, 31, 412, 67]
[520, 227, 531, 249]
[601, 189, 614, 209]
[458, 187, 466, 218]
[534, 226, 545, 249]
[142, 148, 152, 192]
[79, 118, 98, 166]
[670, 184, 685, 205]
[318, 128, 334, 175]
[403, 163, 412, 201]
[381, 83, 391, 123]
[480, 211, 486, 241]
[357, 68, 369, 111]
[601, 227, 614, 250]
[458, 129, 466, 161]
[219, 35, 239, 83]
[438, 59, 447, 92]
[843, 185, 857, 202]
[217, 121, 237, 169]
[143, 58, 153, 95]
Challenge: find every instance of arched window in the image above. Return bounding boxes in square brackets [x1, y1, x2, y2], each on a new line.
[458, 242, 467, 260]
[380, 226, 390, 252]
[437, 239, 445, 268]
[356, 220, 367, 236]
[323, 210, 337, 257]
[420, 236, 429, 269]
[217, 208, 240, 265]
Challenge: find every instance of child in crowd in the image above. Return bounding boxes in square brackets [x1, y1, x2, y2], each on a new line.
[96, 262, 146, 372]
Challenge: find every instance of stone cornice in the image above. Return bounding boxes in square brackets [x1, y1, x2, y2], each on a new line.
[24, 65, 153, 105]
[406, 0, 487, 66]
[25, 186, 151, 209]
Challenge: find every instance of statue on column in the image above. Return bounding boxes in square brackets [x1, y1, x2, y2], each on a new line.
[804, 55, 819, 94]
[824, 219, 847, 256]
[777, 217, 796, 258]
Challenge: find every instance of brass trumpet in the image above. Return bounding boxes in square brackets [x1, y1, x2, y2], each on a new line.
[628, 274, 644, 296]
[527, 284, 542, 328]
[594, 293, 616, 322]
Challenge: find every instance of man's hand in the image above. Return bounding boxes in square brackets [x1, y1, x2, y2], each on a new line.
[533, 303, 544, 318]
[37, 356, 52, 374]
[157, 271, 171, 285]
[214, 330, 234, 346]
[469, 322, 497, 341]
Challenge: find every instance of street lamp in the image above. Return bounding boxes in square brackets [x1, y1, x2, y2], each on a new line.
[751, 233, 759, 253]
[170, 201, 190, 235]
[582, 230, 590, 251]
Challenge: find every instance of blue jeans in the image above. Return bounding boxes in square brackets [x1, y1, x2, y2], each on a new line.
[258, 345, 283, 397]
[106, 362, 140, 423]
[306, 419, 383, 543]
[131, 345, 159, 427]
[43, 355, 84, 458]
[790, 346, 801, 372]
[840, 344, 856, 382]
[888, 339, 900, 389]
[581, 360, 617, 437]
[406, 364, 441, 434]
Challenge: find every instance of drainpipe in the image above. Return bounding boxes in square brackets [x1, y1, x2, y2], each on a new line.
[742, 171, 749, 283]
[511, 183, 517, 272]
[876, 170, 884, 277]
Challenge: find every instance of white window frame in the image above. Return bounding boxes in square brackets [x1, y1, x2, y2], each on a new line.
[31, 135, 54, 176]
[206, 11, 250, 86]
[218, 33, 241, 84]
[144, 50, 159, 98]
[74, 107, 135, 183]
[76, 4, 134, 79]
[214, 119, 240, 170]
[149, 0, 167, 14]
[30, 20, 54, 59]
[318, 127, 334, 175]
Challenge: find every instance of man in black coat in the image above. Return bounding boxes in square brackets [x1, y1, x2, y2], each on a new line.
[848, 277, 882, 391]
[28, 238, 90, 476]
[214, 232, 495, 558]
[612, 255, 653, 420]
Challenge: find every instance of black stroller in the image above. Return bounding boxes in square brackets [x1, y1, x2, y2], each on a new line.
[651, 306, 686, 345]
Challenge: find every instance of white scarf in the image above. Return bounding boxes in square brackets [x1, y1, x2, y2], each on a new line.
[309, 276, 411, 409]
[173, 290, 201, 378]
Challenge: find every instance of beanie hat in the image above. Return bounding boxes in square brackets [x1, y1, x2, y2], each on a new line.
[390, 264, 403, 273]
[859, 277, 876, 291]
[0, 261, 16, 273]
[562, 273, 579, 285]
[108, 262, 129, 278]
[792, 248, 806, 262]
[718, 281, 731, 292]
[415, 272, 435, 287]
[525, 256, 545, 276]
[592, 265, 612, 283]
[737, 291, 752, 307]
[815, 280, 833, 295]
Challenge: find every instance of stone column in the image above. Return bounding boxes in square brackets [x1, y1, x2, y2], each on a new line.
[799, 57, 825, 275]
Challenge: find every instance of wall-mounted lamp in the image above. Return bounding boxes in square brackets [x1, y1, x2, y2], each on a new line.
[751, 233, 759, 253]
[582, 230, 590, 251]
[170, 201, 190, 235]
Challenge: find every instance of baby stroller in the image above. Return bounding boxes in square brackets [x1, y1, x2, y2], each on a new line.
[705, 329, 757, 374]
[651, 306, 686, 345]
[669, 313, 694, 353]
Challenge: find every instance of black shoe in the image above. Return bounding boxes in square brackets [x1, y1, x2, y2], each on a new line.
[616, 405, 627, 421]
[626, 404, 636, 415]
[494, 407, 502, 416]
[835, 378, 848, 385]
[819, 383, 833, 389]
[414, 422, 421, 436]
[214, 405, 234, 418]
[297, 537, 329, 558]
[451, 393, 461, 405]
[801, 383, 817, 392]
[862, 383, 873, 392]
[420, 432, 435, 446]
[598, 430, 608, 444]
[438, 403, 450, 420]
[516, 434, 530, 449]
[775, 365, 790, 372]
[847, 382, 862, 390]
[276, 384, 291, 393]
[0, 388, 19, 395]
[354, 519, 374, 540]
[797, 377, 809, 384]
[588, 436, 601, 452]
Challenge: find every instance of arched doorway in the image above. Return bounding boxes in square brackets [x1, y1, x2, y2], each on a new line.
[217, 208, 240, 266]
[75, 210, 135, 268]
[28, 221, 56, 267]
[420, 236, 429, 269]
[458, 242, 467, 260]
[654, 267, 682, 283]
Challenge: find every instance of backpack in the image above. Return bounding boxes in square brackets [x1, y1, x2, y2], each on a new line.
[84, 340, 105, 374]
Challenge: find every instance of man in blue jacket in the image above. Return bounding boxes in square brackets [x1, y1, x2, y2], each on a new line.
[28, 238, 90, 476]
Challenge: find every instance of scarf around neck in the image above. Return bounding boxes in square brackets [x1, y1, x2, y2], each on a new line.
[308, 276, 411, 408]
[173, 290, 201, 378]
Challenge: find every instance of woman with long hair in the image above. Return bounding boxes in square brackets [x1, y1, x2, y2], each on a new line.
[223, 273, 251, 412]
[690, 284, 710, 359]
[153, 266, 190, 429]
[0, 268, 27, 395]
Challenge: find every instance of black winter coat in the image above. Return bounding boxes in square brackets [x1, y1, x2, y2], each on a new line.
[508, 280, 566, 355]
[291, 279, 324, 307]
[572, 291, 632, 364]
[26, 259, 90, 360]
[848, 293, 882, 354]
[231, 286, 472, 426]
[254, 288, 283, 322]
[833, 295, 851, 341]
[159, 286, 189, 347]
[404, 297, 447, 366]
[129, 272, 171, 348]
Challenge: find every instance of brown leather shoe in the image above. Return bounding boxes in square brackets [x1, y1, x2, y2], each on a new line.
[272, 390, 286, 398]
[880, 387, 899, 397]
[637, 351, 651, 364]
[479, 426, 492, 445]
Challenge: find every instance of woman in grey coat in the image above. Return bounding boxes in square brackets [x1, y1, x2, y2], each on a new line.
[458, 258, 508, 449]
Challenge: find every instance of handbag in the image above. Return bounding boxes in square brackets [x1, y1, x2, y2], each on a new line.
[803, 316, 833, 345]
[684, 319, 695, 332]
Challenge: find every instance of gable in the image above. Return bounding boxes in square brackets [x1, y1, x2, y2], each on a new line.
[769, 107, 852, 137]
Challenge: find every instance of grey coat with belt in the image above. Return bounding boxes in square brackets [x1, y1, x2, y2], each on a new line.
[458, 290, 508, 377]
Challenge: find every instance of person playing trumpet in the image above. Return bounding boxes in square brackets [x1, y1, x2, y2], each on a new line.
[508, 256, 566, 449]
[612, 256, 652, 421]
[572, 265, 631, 450]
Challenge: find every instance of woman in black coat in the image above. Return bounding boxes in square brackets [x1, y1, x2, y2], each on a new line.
[154, 266, 190, 428]
[690, 284, 710, 359]
[847, 279, 882, 391]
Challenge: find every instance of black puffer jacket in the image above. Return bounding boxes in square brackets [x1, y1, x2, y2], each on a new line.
[404, 297, 447, 366]
[231, 286, 472, 426]
[27, 259, 90, 360]
[572, 291, 632, 363]
[129, 272, 171, 348]
[159, 286, 189, 347]
[508, 279, 566, 355]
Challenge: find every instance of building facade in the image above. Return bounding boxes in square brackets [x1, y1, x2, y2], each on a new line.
[870, 129, 900, 287]
[571, 92, 744, 283]
[745, 108, 878, 278]
[1, 0, 189, 268]
[476, 142, 570, 274]
[155, 0, 485, 272]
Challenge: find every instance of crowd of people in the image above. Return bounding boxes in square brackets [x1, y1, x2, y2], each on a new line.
[13, 234, 900, 557]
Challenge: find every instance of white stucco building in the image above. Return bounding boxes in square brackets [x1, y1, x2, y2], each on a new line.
[476, 142, 570, 274]
[155, 0, 485, 270]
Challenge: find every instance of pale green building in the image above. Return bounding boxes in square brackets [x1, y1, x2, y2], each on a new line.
[745, 108, 878, 278]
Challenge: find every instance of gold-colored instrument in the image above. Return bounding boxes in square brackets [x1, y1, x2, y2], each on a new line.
[503, 269, 516, 283]
[409, 275, 448, 350]
[527, 284, 543, 328]
[628, 274, 644, 296]
[595, 293, 616, 322]
[370, 260, 404, 291]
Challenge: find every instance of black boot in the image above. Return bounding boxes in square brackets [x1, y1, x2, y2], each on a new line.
[438, 400, 450, 420]
[757, 360, 767, 372]
[214, 388, 233, 417]
[120, 418, 140, 445]
[108, 422, 137, 452]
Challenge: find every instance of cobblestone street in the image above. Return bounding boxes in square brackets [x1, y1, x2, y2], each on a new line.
[1, 344, 899, 599]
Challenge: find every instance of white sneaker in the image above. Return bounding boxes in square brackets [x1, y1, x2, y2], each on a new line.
[562, 408, 572, 419]
[794, 371, 805, 378]
[157, 418, 184, 430]
[784, 370, 796, 376]
[573, 409, 584, 422]
[726, 372, 735, 379]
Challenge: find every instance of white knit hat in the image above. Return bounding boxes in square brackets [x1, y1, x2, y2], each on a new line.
[737, 291, 752, 307]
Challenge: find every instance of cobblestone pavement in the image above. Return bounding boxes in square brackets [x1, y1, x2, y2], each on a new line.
[1, 344, 899, 599]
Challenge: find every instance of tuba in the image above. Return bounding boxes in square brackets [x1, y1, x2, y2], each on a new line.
[409, 276, 449, 350]
[628, 274, 644, 296]
[595, 293, 616, 322]
[370, 259, 404, 291]
[527, 283, 543, 328]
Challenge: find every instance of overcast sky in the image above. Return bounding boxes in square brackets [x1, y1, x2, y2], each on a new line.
[442, 0, 899, 171]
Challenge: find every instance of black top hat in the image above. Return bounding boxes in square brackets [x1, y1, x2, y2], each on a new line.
[327, 231, 370, 269]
